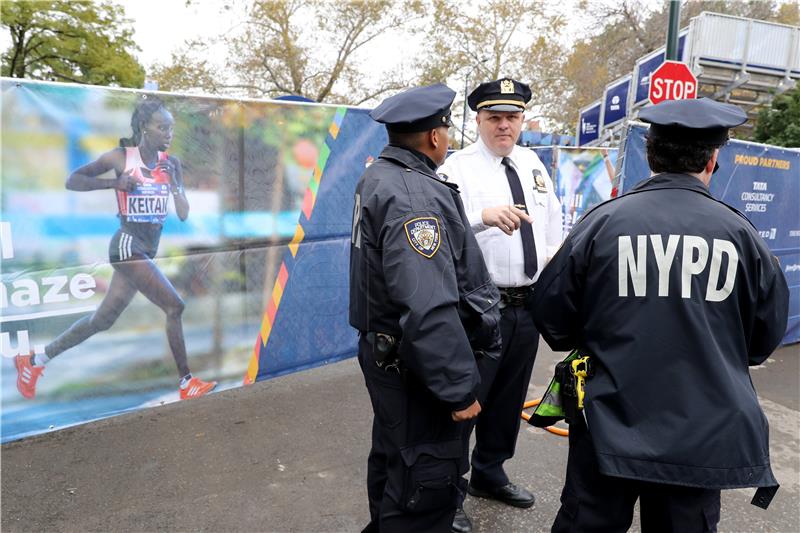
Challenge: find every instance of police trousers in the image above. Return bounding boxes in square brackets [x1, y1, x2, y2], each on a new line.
[358, 336, 467, 533]
[552, 417, 721, 533]
[465, 304, 539, 489]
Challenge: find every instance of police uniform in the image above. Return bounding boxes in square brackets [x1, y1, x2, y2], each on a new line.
[438, 79, 562, 506]
[531, 98, 789, 532]
[349, 84, 502, 533]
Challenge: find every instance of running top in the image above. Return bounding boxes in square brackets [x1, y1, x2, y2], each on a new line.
[116, 147, 172, 225]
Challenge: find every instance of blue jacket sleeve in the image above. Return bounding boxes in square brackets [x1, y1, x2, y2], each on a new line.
[380, 211, 480, 410]
[748, 251, 789, 365]
[529, 224, 590, 352]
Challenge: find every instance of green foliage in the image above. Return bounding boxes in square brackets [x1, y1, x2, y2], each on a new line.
[1, 0, 144, 87]
[149, 51, 221, 93]
[753, 88, 800, 148]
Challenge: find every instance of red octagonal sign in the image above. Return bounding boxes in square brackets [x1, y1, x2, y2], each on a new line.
[648, 61, 698, 105]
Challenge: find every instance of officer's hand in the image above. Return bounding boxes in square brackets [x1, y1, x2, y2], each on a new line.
[451, 400, 481, 422]
[481, 205, 533, 236]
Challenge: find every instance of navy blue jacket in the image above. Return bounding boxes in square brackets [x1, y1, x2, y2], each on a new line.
[532, 172, 789, 489]
[349, 145, 501, 411]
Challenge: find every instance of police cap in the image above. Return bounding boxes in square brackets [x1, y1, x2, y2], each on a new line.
[639, 97, 747, 145]
[370, 83, 455, 133]
[468, 78, 531, 112]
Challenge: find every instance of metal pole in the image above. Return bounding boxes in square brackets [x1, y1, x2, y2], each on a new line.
[461, 73, 469, 149]
[665, 0, 681, 60]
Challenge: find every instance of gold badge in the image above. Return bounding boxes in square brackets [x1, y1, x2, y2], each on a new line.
[500, 79, 514, 94]
[533, 170, 548, 193]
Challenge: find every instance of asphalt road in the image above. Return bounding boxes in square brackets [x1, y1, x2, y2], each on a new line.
[2, 341, 798, 532]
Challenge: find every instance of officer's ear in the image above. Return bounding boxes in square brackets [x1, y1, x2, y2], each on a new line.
[430, 127, 443, 149]
[705, 149, 720, 175]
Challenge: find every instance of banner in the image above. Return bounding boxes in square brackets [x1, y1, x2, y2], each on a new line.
[1, 79, 386, 442]
[618, 124, 800, 344]
[601, 75, 632, 129]
[577, 101, 602, 146]
[552, 148, 618, 238]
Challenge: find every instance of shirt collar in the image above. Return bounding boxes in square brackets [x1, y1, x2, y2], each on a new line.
[630, 172, 715, 201]
[476, 136, 518, 169]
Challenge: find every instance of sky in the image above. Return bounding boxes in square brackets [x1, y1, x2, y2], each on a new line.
[124, 0, 241, 71]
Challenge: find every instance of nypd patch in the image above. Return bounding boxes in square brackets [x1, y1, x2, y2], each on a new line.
[404, 217, 441, 258]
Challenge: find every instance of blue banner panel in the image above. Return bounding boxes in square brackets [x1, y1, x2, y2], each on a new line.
[531, 147, 555, 177]
[620, 124, 800, 344]
[779, 251, 800, 346]
[252, 109, 387, 381]
[602, 76, 631, 128]
[578, 102, 602, 146]
[633, 33, 687, 106]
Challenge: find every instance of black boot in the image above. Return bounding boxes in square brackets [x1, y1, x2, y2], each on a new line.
[451, 507, 473, 533]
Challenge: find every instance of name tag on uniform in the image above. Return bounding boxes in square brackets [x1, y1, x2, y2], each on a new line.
[404, 217, 441, 258]
[533, 170, 548, 193]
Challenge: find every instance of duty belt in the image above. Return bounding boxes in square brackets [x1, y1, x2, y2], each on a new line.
[498, 286, 533, 307]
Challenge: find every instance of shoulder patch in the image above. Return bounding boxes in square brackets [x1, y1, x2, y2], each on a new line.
[404, 217, 441, 258]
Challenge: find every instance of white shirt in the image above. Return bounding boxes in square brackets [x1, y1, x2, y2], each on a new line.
[439, 137, 563, 287]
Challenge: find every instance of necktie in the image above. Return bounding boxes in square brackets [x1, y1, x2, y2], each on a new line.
[502, 157, 538, 278]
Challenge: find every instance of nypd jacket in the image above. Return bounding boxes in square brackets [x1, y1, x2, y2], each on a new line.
[531, 172, 789, 489]
[349, 145, 502, 411]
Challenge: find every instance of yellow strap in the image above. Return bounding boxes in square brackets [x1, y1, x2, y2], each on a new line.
[571, 356, 591, 409]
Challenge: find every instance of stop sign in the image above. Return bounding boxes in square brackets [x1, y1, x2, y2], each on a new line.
[648, 61, 697, 105]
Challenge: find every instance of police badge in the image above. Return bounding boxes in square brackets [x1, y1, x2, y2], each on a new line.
[404, 217, 441, 258]
[500, 79, 514, 94]
[533, 169, 548, 193]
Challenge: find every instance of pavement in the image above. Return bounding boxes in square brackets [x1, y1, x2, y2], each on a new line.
[2, 341, 798, 533]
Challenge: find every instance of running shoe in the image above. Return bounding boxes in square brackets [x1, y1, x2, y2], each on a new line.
[179, 376, 217, 400]
[15, 353, 44, 400]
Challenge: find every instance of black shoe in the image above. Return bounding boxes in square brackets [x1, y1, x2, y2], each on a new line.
[451, 507, 473, 533]
[467, 482, 536, 508]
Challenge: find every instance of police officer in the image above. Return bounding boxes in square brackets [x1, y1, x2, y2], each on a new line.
[530, 97, 789, 532]
[350, 84, 502, 533]
[439, 78, 562, 530]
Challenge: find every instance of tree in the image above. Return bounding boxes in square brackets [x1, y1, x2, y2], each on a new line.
[543, 0, 798, 132]
[753, 88, 800, 147]
[149, 50, 222, 95]
[1, 0, 144, 87]
[151, 0, 422, 104]
[418, 0, 558, 83]
[414, 0, 566, 144]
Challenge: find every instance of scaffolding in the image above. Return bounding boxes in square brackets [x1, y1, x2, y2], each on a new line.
[580, 12, 799, 147]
